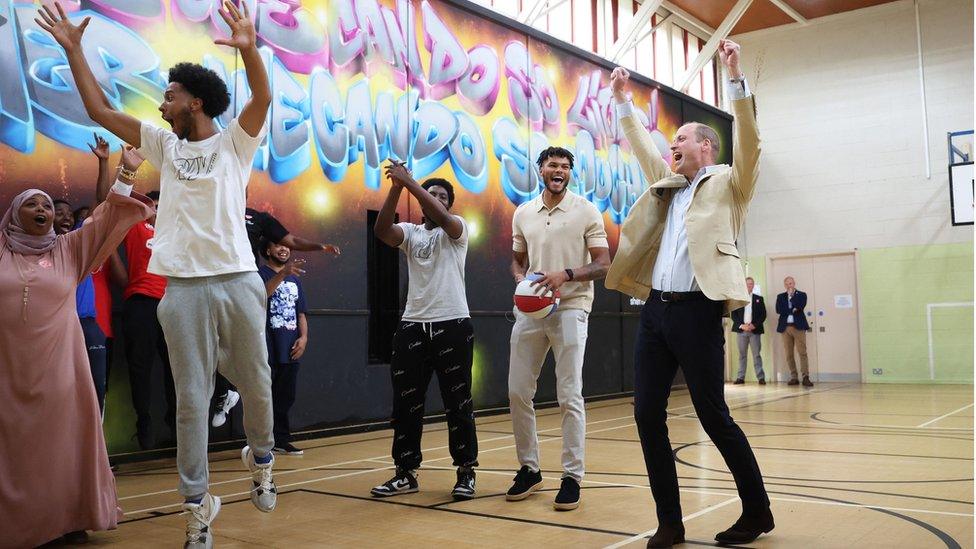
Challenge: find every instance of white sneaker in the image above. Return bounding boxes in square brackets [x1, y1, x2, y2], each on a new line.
[211, 390, 240, 428]
[242, 446, 277, 512]
[182, 493, 221, 549]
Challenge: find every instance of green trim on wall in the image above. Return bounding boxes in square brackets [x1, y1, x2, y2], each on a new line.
[731, 242, 974, 385]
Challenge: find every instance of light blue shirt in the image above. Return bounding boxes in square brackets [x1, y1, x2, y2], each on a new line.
[616, 78, 752, 292]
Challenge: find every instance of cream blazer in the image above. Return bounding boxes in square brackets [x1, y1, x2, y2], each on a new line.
[605, 96, 760, 314]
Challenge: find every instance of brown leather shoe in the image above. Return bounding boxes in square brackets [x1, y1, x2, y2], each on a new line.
[647, 522, 684, 547]
[787, 378, 799, 386]
[715, 509, 774, 544]
[802, 376, 814, 387]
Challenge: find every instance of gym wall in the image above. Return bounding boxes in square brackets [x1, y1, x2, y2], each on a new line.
[730, 0, 974, 384]
[0, 0, 731, 453]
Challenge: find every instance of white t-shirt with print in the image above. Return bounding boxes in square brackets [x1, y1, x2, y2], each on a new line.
[397, 217, 470, 322]
[138, 118, 266, 277]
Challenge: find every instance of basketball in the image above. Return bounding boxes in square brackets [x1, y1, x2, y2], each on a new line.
[514, 273, 560, 319]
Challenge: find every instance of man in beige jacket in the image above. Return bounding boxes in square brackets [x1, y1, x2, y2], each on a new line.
[605, 39, 772, 547]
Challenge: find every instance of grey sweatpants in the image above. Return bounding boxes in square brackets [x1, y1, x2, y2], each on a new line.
[157, 272, 274, 498]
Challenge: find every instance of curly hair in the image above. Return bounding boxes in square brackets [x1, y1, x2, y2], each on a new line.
[536, 146, 575, 170]
[422, 178, 455, 208]
[168, 62, 231, 119]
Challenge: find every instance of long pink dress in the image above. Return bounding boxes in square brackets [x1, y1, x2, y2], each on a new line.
[0, 192, 152, 548]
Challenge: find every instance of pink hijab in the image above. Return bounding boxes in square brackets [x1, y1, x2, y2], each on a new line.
[1, 189, 57, 255]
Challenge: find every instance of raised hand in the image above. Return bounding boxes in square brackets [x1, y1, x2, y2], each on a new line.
[214, 1, 257, 51]
[718, 39, 742, 77]
[610, 67, 630, 101]
[88, 132, 109, 161]
[120, 145, 145, 172]
[283, 258, 307, 277]
[384, 160, 413, 188]
[34, 2, 90, 52]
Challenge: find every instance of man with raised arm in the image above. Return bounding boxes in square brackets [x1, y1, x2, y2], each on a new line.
[605, 40, 774, 546]
[37, 2, 277, 547]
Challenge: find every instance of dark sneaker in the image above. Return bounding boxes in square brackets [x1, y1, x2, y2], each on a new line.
[802, 376, 814, 387]
[272, 442, 304, 456]
[371, 469, 419, 497]
[787, 378, 800, 386]
[505, 466, 543, 501]
[451, 468, 476, 501]
[553, 477, 580, 511]
[758, 378, 766, 385]
[733, 378, 745, 385]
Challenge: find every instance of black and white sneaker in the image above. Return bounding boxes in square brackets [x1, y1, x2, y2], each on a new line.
[505, 466, 543, 501]
[451, 468, 476, 501]
[272, 442, 304, 456]
[553, 477, 580, 511]
[371, 469, 419, 497]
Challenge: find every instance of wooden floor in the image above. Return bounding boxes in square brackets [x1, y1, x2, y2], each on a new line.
[97, 383, 972, 548]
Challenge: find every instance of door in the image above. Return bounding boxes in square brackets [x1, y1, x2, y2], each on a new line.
[810, 254, 861, 380]
[768, 252, 861, 382]
[768, 257, 819, 382]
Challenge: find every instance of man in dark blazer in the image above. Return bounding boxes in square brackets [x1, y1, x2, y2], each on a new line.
[776, 276, 812, 386]
[731, 277, 766, 384]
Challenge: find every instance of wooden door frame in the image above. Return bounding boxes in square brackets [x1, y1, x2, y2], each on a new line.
[765, 249, 865, 383]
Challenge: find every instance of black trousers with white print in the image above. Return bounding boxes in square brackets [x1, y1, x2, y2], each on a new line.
[390, 317, 478, 471]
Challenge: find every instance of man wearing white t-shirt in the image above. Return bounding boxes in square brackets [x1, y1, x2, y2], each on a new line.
[36, 3, 275, 547]
[371, 163, 479, 501]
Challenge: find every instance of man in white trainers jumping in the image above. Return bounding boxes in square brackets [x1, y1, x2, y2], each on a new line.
[37, 3, 277, 547]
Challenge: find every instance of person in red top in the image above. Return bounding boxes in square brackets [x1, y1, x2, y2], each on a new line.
[120, 188, 177, 450]
[90, 135, 128, 405]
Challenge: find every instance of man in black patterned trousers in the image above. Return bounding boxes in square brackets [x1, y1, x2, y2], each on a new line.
[371, 161, 478, 501]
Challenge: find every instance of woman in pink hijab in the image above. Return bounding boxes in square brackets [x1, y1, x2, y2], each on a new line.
[0, 184, 153, 547]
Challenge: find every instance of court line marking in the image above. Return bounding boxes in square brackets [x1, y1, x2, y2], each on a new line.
[118, 387, 792, 502]
[121, 387, 812, 514]
[917, 403, 975, 428]
[602, 497, 740, 549]
[406, 465, 976, 519]
[667, 415, 975, 433]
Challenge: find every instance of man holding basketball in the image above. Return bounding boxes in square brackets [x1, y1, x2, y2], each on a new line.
[506, 147, 610, 511]
[606, 39, 773, 546]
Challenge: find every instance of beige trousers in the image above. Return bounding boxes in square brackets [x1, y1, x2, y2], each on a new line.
[782, 325, 810, 379]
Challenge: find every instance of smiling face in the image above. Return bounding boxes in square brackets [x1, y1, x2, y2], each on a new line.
[17, 193, 54, 236]
[266, 241, 292, 266]
[54, 202, 73, 235]
[158, 82, 199, 139]
[539, 155, 572, 195]
[670, 123, 715, 180]
[746, 277, 755, 294]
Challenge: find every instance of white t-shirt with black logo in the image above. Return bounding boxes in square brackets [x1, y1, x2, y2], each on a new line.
[397, 217, 470, 322]
[138, 118, 265, 277]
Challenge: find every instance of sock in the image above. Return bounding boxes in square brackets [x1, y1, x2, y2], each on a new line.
[185, 495, 204, 505]
[254, 452, 272, 465]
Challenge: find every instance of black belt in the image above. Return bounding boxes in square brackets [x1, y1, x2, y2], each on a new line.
[650, 289, 707, 302]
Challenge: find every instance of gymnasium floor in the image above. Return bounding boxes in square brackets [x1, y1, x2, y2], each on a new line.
[104, 383, 973, 548]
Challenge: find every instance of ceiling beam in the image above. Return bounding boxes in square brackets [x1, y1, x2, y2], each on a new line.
[660, 1, 715, 38]
[768, 0, 808, 24]
[632, 11, 672, 46]
[517, 0, 547, 24]
[528, 0, 572, 25]
[678, 0, 753, 93]
[608, 0, 666, 63]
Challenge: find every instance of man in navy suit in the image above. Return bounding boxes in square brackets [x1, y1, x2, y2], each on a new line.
[776, 276, 812, 386]
[731, 277, 766, 384]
